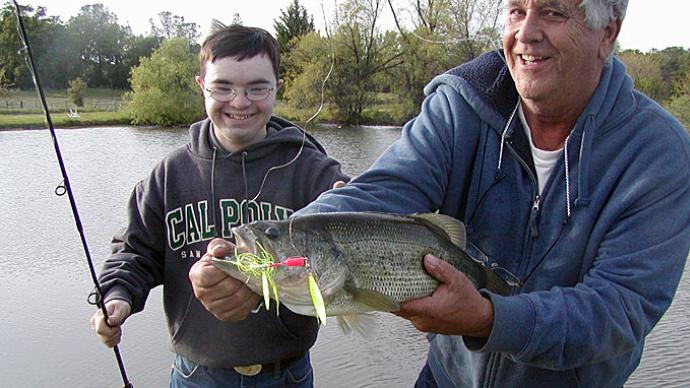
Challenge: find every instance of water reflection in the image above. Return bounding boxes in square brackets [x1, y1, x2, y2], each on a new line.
[0, 126, 687, 387]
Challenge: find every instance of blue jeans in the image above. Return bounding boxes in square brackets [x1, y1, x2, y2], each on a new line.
[170, 353, 313, 388]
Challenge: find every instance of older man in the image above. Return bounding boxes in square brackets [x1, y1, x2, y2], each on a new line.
[192, 0, 690, 386]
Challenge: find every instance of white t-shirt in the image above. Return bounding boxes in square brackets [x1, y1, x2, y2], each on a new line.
[518, 103, 564, 194]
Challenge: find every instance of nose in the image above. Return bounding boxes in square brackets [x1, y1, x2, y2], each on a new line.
[230, 91, 252, 109]
[514, 10, 544, 43]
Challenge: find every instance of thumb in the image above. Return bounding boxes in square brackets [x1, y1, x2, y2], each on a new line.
[423, 254, 454, 283]
[207, 237, 235, 257]
[106, 301, 131, 326]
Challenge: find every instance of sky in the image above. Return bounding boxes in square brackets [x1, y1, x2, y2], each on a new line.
[15, 0, 690, 52]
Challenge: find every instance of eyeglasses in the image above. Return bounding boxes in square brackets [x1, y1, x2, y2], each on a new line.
[202, 84, 275, 102]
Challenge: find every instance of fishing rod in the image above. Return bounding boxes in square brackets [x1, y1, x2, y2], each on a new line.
[11, 1, 134, 387]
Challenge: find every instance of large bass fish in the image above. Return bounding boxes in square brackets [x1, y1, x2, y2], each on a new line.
[212, 212, 512, 336]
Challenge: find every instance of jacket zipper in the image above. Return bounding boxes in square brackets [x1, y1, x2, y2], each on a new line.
[484, 141, 541, 388]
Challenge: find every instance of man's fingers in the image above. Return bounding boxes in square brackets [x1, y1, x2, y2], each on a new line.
[206, 237, 236, 257]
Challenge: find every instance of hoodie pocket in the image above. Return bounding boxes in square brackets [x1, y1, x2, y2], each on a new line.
[171, 292, 196, 343]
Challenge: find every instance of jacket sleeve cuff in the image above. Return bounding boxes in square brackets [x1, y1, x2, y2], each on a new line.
[464, 292, 535, 354]
[103, 285, 133, 307]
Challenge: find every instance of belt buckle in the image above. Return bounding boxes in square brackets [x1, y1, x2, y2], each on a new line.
[234, 364, 262, 376]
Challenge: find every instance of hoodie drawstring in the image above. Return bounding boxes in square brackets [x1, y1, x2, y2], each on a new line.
[497, 100, 520, 175]
[575, 116, 594, 208]
[210, 147, 221, 238]
[241, 151, 249, 222]
[563, 135, 572, 221]
[498, 101, 593, 225]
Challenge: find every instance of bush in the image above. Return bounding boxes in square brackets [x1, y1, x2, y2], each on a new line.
[126, 37, 204, 126]
[67, 77, 87, 107]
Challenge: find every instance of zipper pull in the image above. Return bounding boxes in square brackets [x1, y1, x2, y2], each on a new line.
[529, 195, 540, 238]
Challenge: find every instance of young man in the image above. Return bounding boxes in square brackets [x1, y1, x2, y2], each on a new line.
[91, 25, 347, 387]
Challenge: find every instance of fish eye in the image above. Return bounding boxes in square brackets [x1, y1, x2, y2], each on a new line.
[265, 226, 281, 239]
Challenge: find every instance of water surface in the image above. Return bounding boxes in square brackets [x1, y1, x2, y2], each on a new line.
[0, 126, 687, 387]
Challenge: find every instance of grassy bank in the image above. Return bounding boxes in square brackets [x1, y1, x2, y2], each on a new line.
[0, 88, 411, 130]
[0, 88, 130, 130]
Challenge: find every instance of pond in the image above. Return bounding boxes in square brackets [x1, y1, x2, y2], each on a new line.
[0, 125, 687, 387]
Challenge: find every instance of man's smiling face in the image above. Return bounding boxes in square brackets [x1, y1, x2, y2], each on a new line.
[503, 0, 615, 112]
[197, 54, 279, 152]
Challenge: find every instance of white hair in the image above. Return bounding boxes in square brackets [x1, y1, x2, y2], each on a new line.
[579, 0, 628, 29]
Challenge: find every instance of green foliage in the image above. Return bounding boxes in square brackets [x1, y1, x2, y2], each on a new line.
[125, 37, 204, 126]
[665, 72, 690, 129]
[618, 50, 665, 101]
[67, 77, 87, 107]
[322, 0, 404, 124]
[274, 0, 315, 55]
[0, 3, 62, 89]
[283, 32, 331, 108]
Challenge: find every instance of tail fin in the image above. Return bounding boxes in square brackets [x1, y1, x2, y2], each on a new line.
[481, 265, 513, 296]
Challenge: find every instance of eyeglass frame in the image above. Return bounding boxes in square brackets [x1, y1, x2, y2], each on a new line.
[200, 82, 276, 103]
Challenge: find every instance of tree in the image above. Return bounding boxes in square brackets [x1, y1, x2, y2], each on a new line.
[274, 0, 316, 98]
[665, 71, 690, 129]
[125, 37, 204, 126]
[0, 3, 62, 89]
[326, 0, 404, 124]
[274, 0, 315, 55]
[283, 31, 331, 108]
[232, 13, 243, 26]
[67, 76, 87, 107]
[385, 0, 502, 113]
[149, 11, 200, 48]
[66, 4, 134, 88]
[618, 50, 665, 101]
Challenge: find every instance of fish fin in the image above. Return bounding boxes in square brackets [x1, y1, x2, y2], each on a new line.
[412, 213, 467, 249]
[336, 313, 378, 339]
[481, 265, 513, 296]
[348, 287, 401, 312]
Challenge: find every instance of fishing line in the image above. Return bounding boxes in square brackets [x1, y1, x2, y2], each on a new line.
[11, 1, 133, 387]
[248, 1, 347, 203]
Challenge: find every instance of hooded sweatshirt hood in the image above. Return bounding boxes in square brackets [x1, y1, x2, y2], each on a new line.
[427, 50, 637, 219]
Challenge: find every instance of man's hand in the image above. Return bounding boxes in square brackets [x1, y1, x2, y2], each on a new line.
[189, 238, 261, 321]
[90, 299, 131, 348]
[394, 254, 494, 338]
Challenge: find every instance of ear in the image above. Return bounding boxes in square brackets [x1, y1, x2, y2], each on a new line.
[277, 79, 284, 89]
[599, 17, 622, 60]
[195, 75, 204, 89]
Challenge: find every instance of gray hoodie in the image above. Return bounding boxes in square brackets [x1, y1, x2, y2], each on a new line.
[99, 117, 348, 367]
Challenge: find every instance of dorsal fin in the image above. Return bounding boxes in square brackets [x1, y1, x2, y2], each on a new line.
[412, 213, 466, 249]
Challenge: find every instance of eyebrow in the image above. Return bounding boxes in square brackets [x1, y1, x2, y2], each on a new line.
[210, 79, 273, 86]
[507, 0, 567, 8]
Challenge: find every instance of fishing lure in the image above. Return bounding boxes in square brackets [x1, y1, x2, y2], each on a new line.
[230, 245, 326, 324]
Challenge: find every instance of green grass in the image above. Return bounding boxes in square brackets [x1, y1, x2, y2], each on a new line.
[0, 111, 130, 130]
[0, 88, 126, 114]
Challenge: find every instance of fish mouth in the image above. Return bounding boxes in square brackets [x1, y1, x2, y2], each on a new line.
[232, 226, 254, 254]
